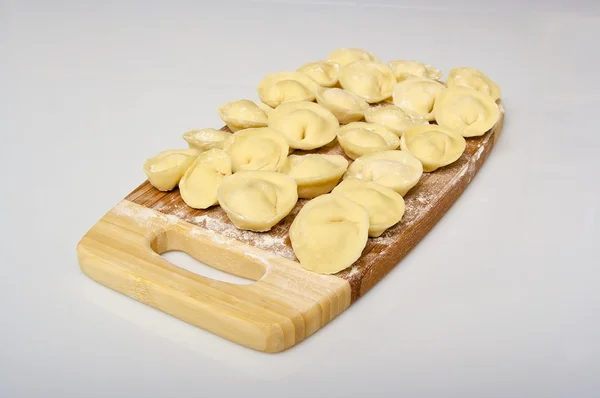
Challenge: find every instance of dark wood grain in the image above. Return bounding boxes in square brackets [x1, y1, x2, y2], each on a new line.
[126, 101, 504, 303]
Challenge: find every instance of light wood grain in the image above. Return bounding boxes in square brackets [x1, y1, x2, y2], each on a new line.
[77, 200, 351, 353]
[77, 100, 504, 352]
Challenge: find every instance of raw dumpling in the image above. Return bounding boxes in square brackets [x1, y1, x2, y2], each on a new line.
[280, 154, 348, 199]
[337, 122, 400, 160]
[392, 77, 446, 121]
[257, 72, 320, 108]
[268, 101, 339, 150]
[326, 48, 380, 66]
[344, 150, 423, 196]
[446, 67, 501, 101]
[217, 99, 271, 132]
[339, 61, 396, 103]
[433, 87, 500, 137]
[179, 149, 232, 209]
[400, 124, 466, 172]
[222, 127, 289, 172]
[315, 87, 369, 124]
[289, 193, 370, 274]
[364, 104, 428, 137]
[143, 148, 199, 191]
[183, 128, 231, 152]
[297, 61, 340, 87]
[217, 170, 298, 232]
[388, 60, 442, 82]
[332, 179, 405, 237]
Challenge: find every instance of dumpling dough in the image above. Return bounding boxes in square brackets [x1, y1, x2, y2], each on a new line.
[268, 101, 339, 150]
[446, 67, 501, 101]
[337, 122, 400, 160]
[217, 171, 298, 232]
[344, 150, 423, 196]
[217, 99, 271, 132]
[179, 149, 232, 209]
[183, 128, 231, 152]
[433, 87, 500, 137]
[392, 77, 445, 121]
[339, 61, 396, 103]
[326, 48, 380, 66]
[222, 127, 289, 172]
[400, 124, 466, 172]
[297, 61, 340, 87]
[332, 179, 405, 237]
[388, 60, 442, 82]
[315, 87, 369, 124]
[289, 193, 369, 274]
[257, 72, 320, 108]
[143, 148, 199, 191]
[364, 104, 428, 137]
[280, 154, 348, 199]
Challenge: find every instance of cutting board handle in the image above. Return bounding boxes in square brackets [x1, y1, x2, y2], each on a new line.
[77, 200, 351, 353]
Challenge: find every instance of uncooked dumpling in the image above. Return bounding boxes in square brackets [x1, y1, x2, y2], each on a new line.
[388, 60, 442, 82]
[217, 99, 271, 132]
[344, 150, 423, 196]
[222, 127, 289, 172]
[280, 154, 348, 199]
[400, 124, 466, 172]
[332, 179, 405, 237]
[446, 67, 501, 101]
[143, 148, 199, 191]
[183, 129, 231, 152]
[179, 149, 232, 209]
[364, 105, 428, 137]
[257, 72, 320, 108]
[433, 87, 500, 137]
[289, 193, 370, 274]
[339, 61, 396, 103]
[392, 77, 445, 121]
[297, 61, 340, 87]
[337, 122, 400, 160]
[217, 171, 298, 232]
[326, 47, 380, 66]
[268, 101, 339, 150]
[315, 87, 369, 124]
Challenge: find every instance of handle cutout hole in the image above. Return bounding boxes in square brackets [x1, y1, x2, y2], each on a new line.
[161, 250, 255, 285]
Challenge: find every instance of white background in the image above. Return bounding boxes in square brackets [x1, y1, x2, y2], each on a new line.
[2, 0, 600, 397]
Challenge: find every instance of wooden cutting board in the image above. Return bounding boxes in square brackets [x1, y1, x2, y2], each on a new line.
[77, 100, 505, 353]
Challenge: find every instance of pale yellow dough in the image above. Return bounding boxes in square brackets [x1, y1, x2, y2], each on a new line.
[297, 61, 340, 87]
[179, 149, 232, 209]
[257, 72, 320, 108]
[315, 87, 369, 124]
[326, 48, 380, 66]
[388, 60, 442, 82]
[364, 105, 428, 137]
[400, 124, 466, 172]
[392, 77, 445, 121]
[344, 150, 423, 196]
[332, 179, 405, 237]
[447, 67, 501, 101]
[337, 122, 400, 160]
[217, 99, 271, 132]
[217, 171, 298, 232]
[268, 101, 339, 150]
[143, 149, 199, 191]
[434, 87, 500, 137]
[338, 61, 396, 103]
[183, 128, 231, 152]
[280, 154, 348, 199]
[222, 127, 289, 172]
[289, 193, 370, 274]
